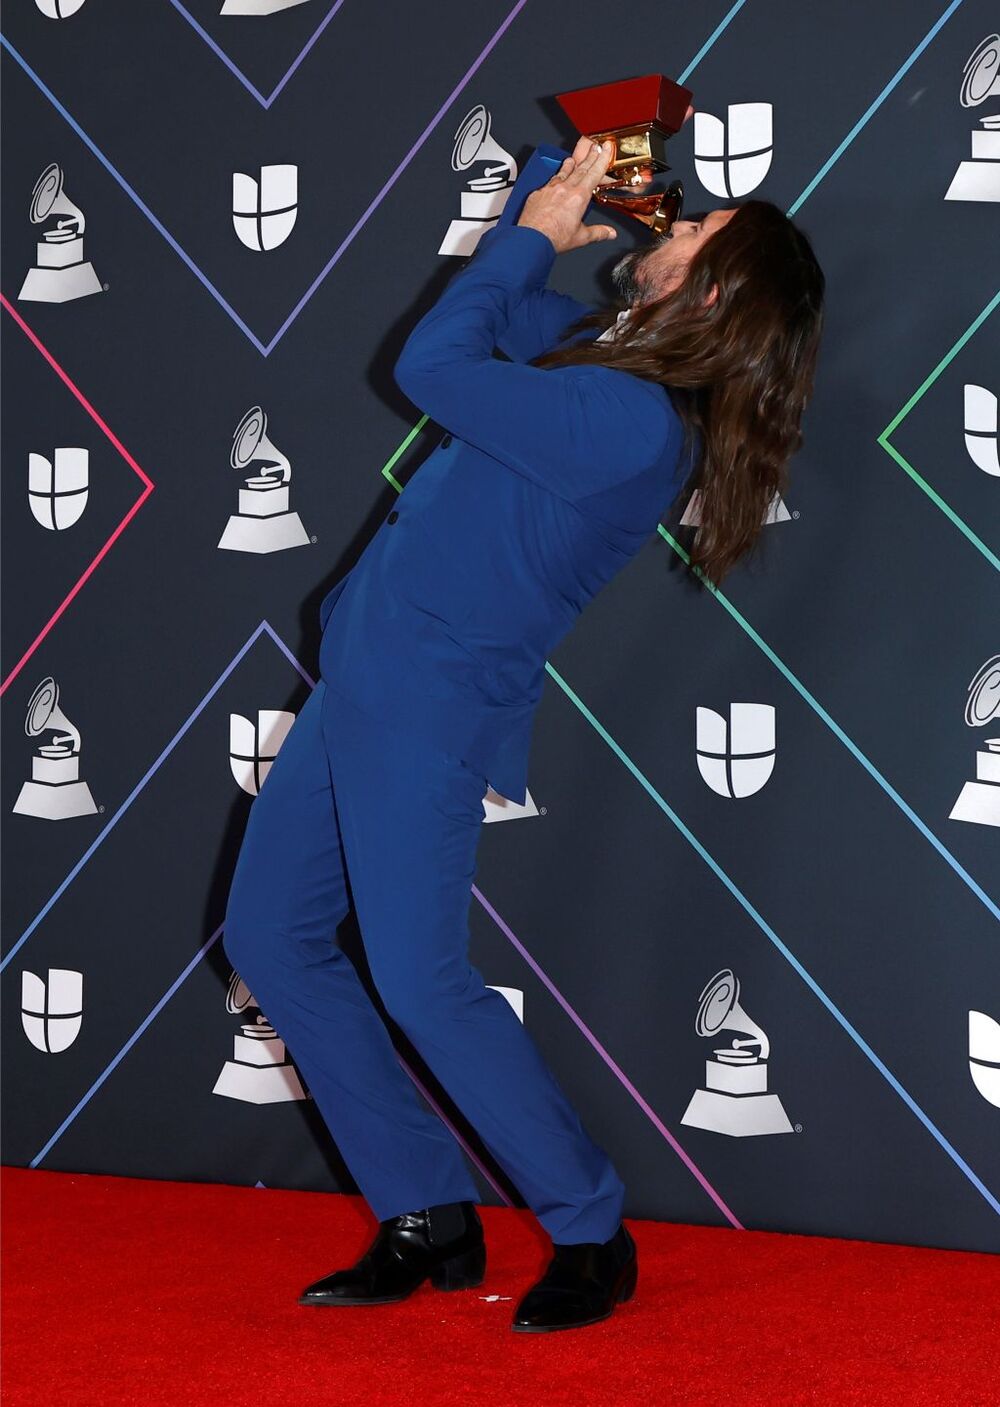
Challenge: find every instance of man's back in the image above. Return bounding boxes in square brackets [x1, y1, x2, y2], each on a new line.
[318, 224, 691, 804]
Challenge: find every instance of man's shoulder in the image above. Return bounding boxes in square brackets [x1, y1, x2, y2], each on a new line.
[564, 361, 682, 443]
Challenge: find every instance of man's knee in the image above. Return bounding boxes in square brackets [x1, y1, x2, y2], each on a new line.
[374, 958, 487, 1031]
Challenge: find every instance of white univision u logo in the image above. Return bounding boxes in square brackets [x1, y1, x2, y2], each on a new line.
[693, 103, 773, 198]
[232, 165, 298, 252]
[969, 1010, 1000, 1108]
[696, 702, 775, 799]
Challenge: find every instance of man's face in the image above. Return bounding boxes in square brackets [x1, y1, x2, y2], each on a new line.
[611, 207, 739, 306]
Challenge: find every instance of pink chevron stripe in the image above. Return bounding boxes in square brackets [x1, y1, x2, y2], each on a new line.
[472, 884, 744, 1228]
[1, 294, 155, 696]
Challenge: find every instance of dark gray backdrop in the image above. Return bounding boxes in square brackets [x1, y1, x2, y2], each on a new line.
[3, 0, 998, 1255]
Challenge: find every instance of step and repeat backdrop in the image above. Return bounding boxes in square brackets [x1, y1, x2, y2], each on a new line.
[2, 0, 998, 1255]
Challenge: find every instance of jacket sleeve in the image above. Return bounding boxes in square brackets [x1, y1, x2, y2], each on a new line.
[470, 223, 597, 363]
[393, 224, 680, 503]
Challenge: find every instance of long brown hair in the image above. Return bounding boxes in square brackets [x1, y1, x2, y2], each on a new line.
[530, 200, 825, 591]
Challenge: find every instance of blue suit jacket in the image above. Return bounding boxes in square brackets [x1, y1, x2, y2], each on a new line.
[317, 221, 691, 805]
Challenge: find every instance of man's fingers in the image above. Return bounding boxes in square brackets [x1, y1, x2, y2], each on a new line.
[568, 140, 614, 188]
[579, 222, 618, 245]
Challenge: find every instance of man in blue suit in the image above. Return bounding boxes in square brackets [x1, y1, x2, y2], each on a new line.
[223, 137, 727, 1332]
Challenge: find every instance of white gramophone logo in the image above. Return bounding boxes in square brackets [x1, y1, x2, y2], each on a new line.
[680, 968, 793, 1137]
[696, 703, 775, 799]
[482, 786, 539, 823]
[964, 385, 999, 476]
[945, 34, 1000, 202]
[29, 447, 89, 529]
[488, 986, 524, 1020]
[213, 970, 307, 1104]
[13, 677, 98, 820]
[230, 709, 296, 795]
[19, 163, 103, 303]
[438, 105, 518, 257]
[693, 103, 773, 198]
[218, 406, 311, 553]
[21, 969, 84, 1053]
[35, 0, 89, 16]
[233, 164, 298, 251]
[681, 489, 790, 530]
[969, 1010, 1000, 1108]
[949, 655, 1000, 828]
[220, 0, 312, 14]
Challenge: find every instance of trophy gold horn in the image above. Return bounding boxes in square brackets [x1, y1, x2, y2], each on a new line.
[554, 74, 693, 236]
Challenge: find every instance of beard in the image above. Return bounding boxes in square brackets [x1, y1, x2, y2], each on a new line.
[610, 232, 677, 307]
[610, 248, 648, 307]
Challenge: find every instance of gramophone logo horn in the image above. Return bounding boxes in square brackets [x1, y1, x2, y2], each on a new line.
[212, 970, 307, 1104]
[438, 104, 518, 257]
[945, 34, 1000, 202]
[217, 405, 311, 554]
[12, 677, 98, 820]
[680, 968, 794, 1137]
[18, 163, 103, 303]
[949, 654, 1000, 827]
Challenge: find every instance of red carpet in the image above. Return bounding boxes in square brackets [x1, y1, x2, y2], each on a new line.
[2, 1167, 997, 1407]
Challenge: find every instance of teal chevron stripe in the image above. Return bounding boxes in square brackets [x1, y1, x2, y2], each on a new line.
[877, 290, 1000, 573]
[543, 660, 999, 1220]
[787, 0, 968, 215]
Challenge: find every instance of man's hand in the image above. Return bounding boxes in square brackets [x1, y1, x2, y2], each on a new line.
[515, 135, 620, 254]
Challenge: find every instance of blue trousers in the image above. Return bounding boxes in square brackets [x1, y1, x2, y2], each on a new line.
[222, 677, 625, 1243]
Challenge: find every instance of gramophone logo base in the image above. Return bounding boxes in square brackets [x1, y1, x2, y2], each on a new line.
[12, 779, 98, 820]
[681, 1059, 795, 1138]
[217, 508, 311, 554]
[220, 0, 312, 13]
[19, 251, 103, 303]
[212, 1023, 307, 1104]
[949, 738, 1000, 826]
[945, 121, 1000, 202]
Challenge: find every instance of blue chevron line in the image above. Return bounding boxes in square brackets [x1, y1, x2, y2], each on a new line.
[788, 0, 967, 214]
[167, 0, 348, 110]
[544, 661, 1000, 1220]
[677, 0, 749, 85]
[0, 0, 530, 356]
[30, 915, 516, 1207]
[660, 527, 1000, 922]
[1, 622, 310, 975]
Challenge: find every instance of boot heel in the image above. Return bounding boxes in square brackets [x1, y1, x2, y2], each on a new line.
[429, 1241, 486, 1291]
[616, 1259, 638, 1303]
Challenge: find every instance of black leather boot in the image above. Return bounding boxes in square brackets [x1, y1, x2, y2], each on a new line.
[511, 1221, 637, 1332]
[298, 1200, 485, 1306]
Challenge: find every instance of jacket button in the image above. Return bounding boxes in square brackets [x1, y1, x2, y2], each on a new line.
[440, 434, 452, 448]
[387, 509, 399, 524]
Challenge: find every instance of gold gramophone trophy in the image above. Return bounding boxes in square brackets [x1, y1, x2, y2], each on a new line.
[554, 74, 693, 235]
